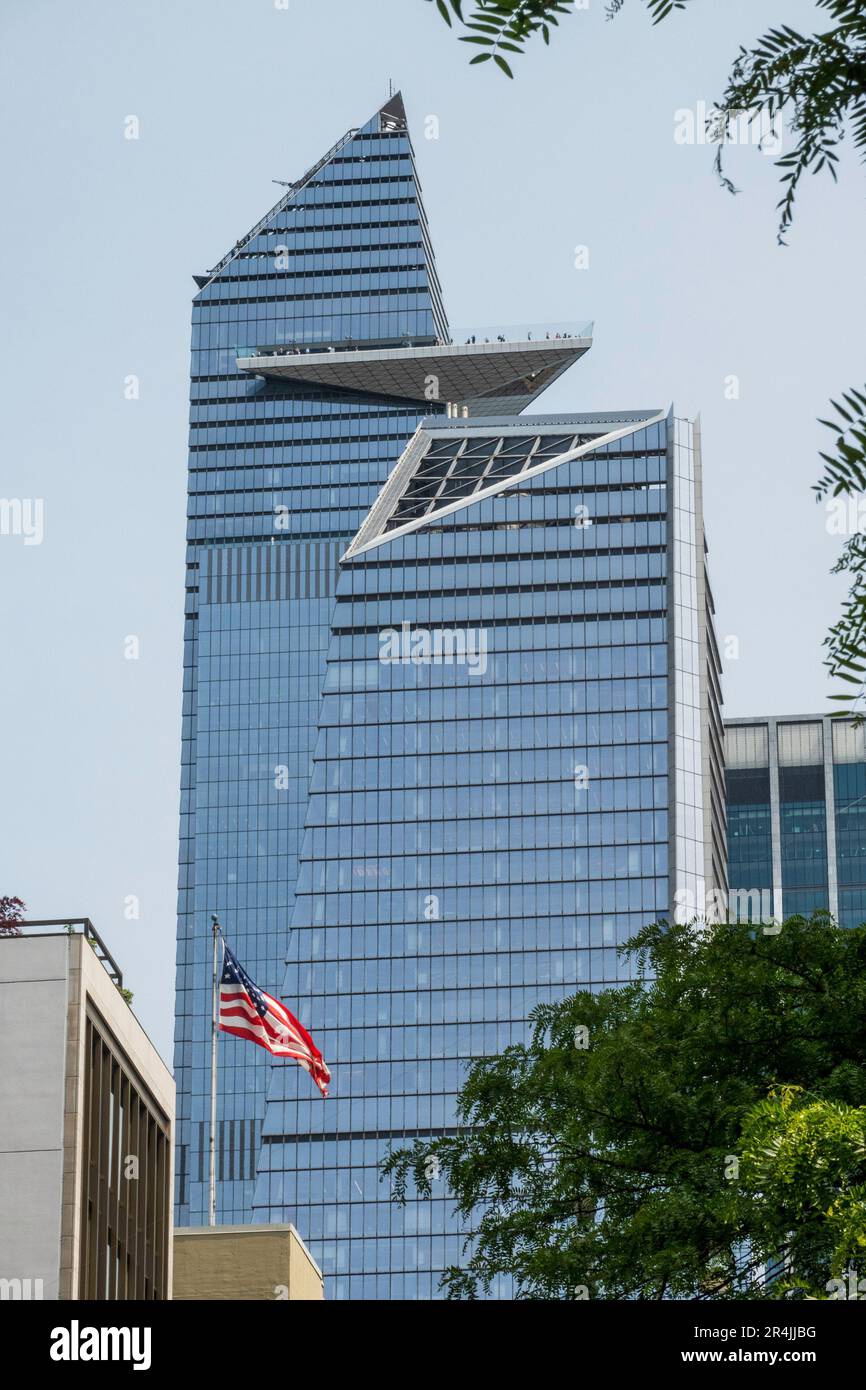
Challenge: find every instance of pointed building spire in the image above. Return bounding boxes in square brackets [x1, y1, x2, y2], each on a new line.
[378, 90, 407, 132]
[194, 91, 448, 347]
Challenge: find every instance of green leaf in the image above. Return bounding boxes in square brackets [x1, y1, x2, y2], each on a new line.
[381, 911, 866, 1298]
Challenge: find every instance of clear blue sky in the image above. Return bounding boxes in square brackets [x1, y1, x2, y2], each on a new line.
[1, 0, 863, 1061]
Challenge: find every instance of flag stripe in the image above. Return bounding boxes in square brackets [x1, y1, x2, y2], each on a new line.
[220, 988, 309, 1045]
[220, 998, 310, 1051]
[217, 943, 330, 1097]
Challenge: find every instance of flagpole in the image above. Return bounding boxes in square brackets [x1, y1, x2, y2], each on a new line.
[209, 914, 222, 1228]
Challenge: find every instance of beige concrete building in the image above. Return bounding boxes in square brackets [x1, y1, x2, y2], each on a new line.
[0, 922, 174, 1299]
[174, 1224, 323, 1300]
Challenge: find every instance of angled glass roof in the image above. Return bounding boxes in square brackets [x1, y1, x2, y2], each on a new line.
[343, 411, 666, 560]
[383, 431, 597, 530]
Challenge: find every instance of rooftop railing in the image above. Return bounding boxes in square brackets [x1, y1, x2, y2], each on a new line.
[5, 917, 123, 988]
[237, 320, 593, 361]
[450, 321, 594, 345]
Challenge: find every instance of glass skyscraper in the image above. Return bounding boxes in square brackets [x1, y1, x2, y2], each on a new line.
[175, 94, 725, 1298]
[726, 714, 866, 927]
[252, 407, 726, 1296]
[174, 93, 591, 1227]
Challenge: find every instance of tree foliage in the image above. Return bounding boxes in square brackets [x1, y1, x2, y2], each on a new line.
[428, 1, 866, 237]
[707, 2, 866, 245]
[427, 1, 688, 78]
[0, 896, 26, 937]
[382, 915, 866, 1299]
[814, 388, 866, 719]
[737, 1085, 866, 1298]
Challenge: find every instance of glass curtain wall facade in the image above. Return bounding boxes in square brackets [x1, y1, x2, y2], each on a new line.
[833, 720, 866, 925]
[725, 714, 866, 926]
[725, 723, 773, 906]
[253, 410, 724, 1298]
[174, 94, 452, 1226]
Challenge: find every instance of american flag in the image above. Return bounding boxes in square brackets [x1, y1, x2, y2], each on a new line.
[219, 943, 330, 1097]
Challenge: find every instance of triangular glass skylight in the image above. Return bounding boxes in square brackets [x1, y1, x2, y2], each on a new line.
[382, 431, 599, 532]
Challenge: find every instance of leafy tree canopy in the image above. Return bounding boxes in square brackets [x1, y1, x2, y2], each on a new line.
[383, 915, 866, 1299]
[737, 1084, 866, 1299]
